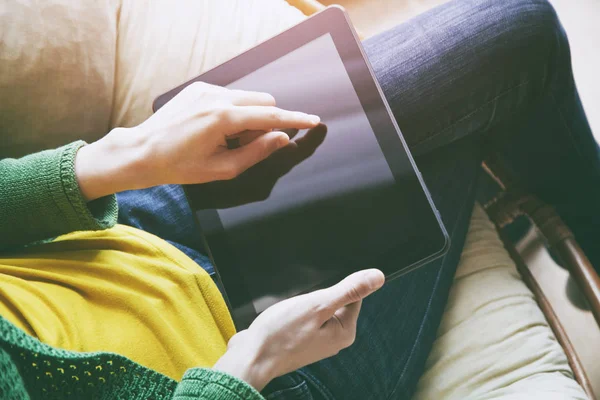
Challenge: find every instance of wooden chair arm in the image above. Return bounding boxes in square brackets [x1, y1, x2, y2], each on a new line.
[497, 228, 597, 400]
[483, 160, 600, 327]
[483, 157, 599, 399]
[285, 0, 326, 15]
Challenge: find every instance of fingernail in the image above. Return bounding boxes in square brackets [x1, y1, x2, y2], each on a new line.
[277, 133, 289, 147]
[308, 115, 320, 124]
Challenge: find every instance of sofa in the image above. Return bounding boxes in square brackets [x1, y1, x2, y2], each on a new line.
[0, 0, 591, 398]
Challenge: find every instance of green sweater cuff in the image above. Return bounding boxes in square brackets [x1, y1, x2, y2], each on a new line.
[0, 141, 118, 250]
[173, 368, 265, 400]
[51, 141, 118, 232]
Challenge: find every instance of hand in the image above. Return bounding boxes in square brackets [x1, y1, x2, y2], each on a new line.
[189, 123, 327, 209]
[75, 82, 320, 201]
[213, 269, 385, 391]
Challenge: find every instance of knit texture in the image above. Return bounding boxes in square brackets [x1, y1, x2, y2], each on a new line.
[0, 142, 264, 399]
[0, 141, 118, 251]
[1, 316, 264, 400]
[174, 369, 264, 399]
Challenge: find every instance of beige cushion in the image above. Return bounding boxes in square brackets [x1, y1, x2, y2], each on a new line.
[0, 0, 118, 158]
[0, 0, 304, 158]
[414, 204, 587, 399]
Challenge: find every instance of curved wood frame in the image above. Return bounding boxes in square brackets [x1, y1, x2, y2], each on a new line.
[483, 158, 599, 400]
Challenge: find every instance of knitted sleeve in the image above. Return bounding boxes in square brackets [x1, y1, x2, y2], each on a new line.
[0, 141, 118, 251]
[173, 368, 265, 400]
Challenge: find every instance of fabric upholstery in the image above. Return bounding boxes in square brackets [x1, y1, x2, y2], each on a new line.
[0, 0, 119, 158]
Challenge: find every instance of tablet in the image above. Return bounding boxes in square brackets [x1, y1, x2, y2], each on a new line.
[154, 6, 449, 330]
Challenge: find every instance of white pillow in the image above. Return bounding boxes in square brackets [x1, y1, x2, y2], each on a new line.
[413, 204, 587, 399]
[0, 0, 118, 158]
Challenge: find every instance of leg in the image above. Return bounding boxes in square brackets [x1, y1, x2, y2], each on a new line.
[371, 0, 600, 266]
[264, 0, 598, 398]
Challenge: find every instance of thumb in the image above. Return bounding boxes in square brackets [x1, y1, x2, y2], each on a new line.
[319, 269, 385, 315]
[222, 131, 289, 173]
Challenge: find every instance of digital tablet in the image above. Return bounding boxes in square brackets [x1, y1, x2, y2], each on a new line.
[154, 6, 449, 330]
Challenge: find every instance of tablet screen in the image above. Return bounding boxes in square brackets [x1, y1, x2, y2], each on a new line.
[183, 26, 447, 329]
[221, 33, 394, 313]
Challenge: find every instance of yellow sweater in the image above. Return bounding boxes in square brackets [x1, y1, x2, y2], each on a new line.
[0, 224, 236, 381]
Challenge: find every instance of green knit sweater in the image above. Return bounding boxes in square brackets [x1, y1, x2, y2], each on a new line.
[0, 141, 264, 400]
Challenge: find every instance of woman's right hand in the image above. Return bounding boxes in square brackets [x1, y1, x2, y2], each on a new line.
[75, 82, 320, 201]
[213, 269, 385, 391]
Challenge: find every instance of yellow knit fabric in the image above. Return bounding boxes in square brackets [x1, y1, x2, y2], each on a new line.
[0, 224, 236, 380]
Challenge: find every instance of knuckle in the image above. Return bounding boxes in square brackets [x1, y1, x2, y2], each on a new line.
[346, 332, 356, 347]
[222, 170, 237, 180]
[311, 301, 330, 317]
[230, 162, 247, 179]
[268, 108, 282, 123]
[345, 285, 362, 304]
[214, 104, 234, 122]
[259, 137, 276, 158]
[348, 329, 356, 346]
[340, 330, 356, 348]
[217, 163, 239, 180]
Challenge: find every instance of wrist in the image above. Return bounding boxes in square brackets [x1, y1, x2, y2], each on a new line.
[213, 335, 276, 391]
[75, 127, 151, 201]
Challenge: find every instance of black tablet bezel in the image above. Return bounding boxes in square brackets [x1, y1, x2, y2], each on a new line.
[153, 6, 449, 329]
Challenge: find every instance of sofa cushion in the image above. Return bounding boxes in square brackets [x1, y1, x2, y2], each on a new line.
[0, 0, 119, 158]
[0, 0, 305, 157]
[413, 204, 587, 399]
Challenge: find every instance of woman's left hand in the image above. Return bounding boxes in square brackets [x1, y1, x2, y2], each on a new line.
[213, 269, 385, 391]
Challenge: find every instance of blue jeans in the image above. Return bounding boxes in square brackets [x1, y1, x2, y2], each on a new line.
[117, 0, 598, 398]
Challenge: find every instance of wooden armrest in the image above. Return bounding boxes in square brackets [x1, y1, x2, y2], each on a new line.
[285, 0, 326, 15]
[484, 156, 599, 399]
[497, 229, 597, 400]
[483, 159, 600, 327]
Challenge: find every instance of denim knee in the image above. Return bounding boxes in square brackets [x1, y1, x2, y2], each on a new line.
[362, 0, 573, 151]
[483, 0, 572, 96]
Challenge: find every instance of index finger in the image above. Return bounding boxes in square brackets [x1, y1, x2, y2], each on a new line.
[230, 106, 320, 131]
